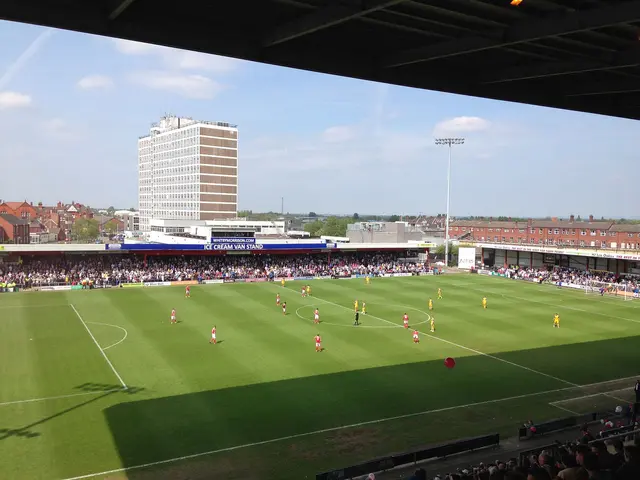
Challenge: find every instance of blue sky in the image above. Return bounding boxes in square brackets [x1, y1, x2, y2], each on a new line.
[0, 21, 638, 218]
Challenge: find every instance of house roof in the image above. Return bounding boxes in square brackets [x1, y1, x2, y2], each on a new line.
[452, 219, 616, 230]
[0, 214, 29, 225]
[609, 224, 640, 233]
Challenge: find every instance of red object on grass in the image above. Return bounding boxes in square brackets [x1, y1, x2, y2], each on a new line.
[444, 357, 456, 369]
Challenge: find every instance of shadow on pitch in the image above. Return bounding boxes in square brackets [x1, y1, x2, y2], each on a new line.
[0, 384, 144, 441]
[103, 336, 640, 477]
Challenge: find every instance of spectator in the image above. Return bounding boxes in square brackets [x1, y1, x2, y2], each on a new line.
[557, 452, 582, 480]
[526, 467, 552, 480]
[582, 451, 612, 480]
[591, 441, 621, 471]
[614, 446, 640, 480]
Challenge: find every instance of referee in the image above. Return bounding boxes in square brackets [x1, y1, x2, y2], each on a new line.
[354, 311, 360, 326]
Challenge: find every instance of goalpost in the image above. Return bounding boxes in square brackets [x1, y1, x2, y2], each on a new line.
[585, 280, 635, 301]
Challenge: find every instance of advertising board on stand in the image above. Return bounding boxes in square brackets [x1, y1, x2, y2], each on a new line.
[203, 279, 224, 285]
[171, 280, 199, 287]
[457, 247, 476, 270]
[143, 281, 172, 287]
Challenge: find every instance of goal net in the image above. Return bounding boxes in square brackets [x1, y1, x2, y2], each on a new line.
[585, 280, 635, 301]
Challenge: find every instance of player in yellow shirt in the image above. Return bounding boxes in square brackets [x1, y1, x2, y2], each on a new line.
[430, 317, 436, 333]
[281, 278, 286, 287]
[306, 285, 311, 296]
[428, 298, 433, 311]
[365, 276, 371, 285]
[361, 302, 366, 315]
[553, 313, 560, 328]
[482, 297, 487, 309]
[354, 299, 359, 312]
[437, 288, 442, 299]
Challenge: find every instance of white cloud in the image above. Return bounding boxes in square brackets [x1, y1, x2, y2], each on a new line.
[127, 71, 223, 99]
[433, 116, 491, 136]
[44, 117, 67, 131]
[0, 91, 32, 109]
[113, 39, 239, 73]
[77, 74, 114, 89]
[322, 125, 356, 143]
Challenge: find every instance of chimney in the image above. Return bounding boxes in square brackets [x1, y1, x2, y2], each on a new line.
[508, 217, 512, 222]
[570, 215, 575, 223]
[551, 217, 558, 223]
[489, 217, 493, 222]
[527, 218, 532, 226]
[589, 214, 594, 223]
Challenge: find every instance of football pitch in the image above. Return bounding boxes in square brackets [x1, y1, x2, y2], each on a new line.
[1, 275, 639, 480]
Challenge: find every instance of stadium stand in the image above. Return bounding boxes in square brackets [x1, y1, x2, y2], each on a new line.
[0, 252, 428, 289]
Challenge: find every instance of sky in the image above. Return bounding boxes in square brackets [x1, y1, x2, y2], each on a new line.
[0, 21, 638, 218]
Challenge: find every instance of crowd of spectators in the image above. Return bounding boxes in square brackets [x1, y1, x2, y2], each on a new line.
[490, 266, 639, 293]
[0, 252, 428, 288]
[431, 430, 640, 480]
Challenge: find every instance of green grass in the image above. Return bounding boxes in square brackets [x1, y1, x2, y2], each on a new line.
[1, 275, 639, 480]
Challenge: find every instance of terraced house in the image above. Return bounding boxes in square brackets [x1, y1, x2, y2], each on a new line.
[450, 215, 640, 250]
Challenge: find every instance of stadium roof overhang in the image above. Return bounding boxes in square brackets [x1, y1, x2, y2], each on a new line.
[3, 0, 640, 120]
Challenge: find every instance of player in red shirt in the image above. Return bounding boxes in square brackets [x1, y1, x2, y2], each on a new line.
[171, 309, 177, 324]
[315, 334, 322, 352]
[412, 329, 419, 343]
[185, 286, 191, 298]
[301, 286, 306, 297]
[282, 302, 287, 315]
[314, 308, 320, 324]
[209, 326, 217, 344]
[276, 293, 280, 306]
[403, 313, 409, 329]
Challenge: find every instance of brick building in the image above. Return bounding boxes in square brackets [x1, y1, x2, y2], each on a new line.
[0, 201, 38, 221]
[451, 215, 640, 250]
[0, 214, 30, 244]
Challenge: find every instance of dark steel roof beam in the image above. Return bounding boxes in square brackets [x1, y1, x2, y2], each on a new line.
[109, 0, 137, 21]
[382, 0, 640, 68]
[482, 46, 640, 83]
[263, 0, 406, 47]
[564, 78, 640, 97]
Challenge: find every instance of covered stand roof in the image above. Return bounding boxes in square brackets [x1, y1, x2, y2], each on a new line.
[2, 0, 640, 119]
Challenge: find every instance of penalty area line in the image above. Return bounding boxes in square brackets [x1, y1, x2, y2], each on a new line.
[69, 304, 127, 390]
[60, 374, 636, 480]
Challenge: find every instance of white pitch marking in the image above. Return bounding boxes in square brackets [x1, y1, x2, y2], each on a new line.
[59, 373, 639, 480]
[86, 322, 128, 351]
[550, 403, 579, 415]
[69, 305, 127, 389]
[0, 389, 125, 407]
[286, 287, 579, 387]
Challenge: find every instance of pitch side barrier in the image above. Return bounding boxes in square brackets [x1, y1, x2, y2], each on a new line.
[3, 272, 434, 293]
[315, 434, 499, 480]
[517, 409, 626, 441]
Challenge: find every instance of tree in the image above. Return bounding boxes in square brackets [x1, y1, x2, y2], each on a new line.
[237, 210, 251, 217]
[435, 244, 459, 257]
[304, 220, 324, 237]
[107, 206, 116, 215]
[72, 218, 99, 242]
[308, 212, 317, 218]
[104, 220, 119, 236]
[388, 215, 400, 222]
[353, 213, 359, 220]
